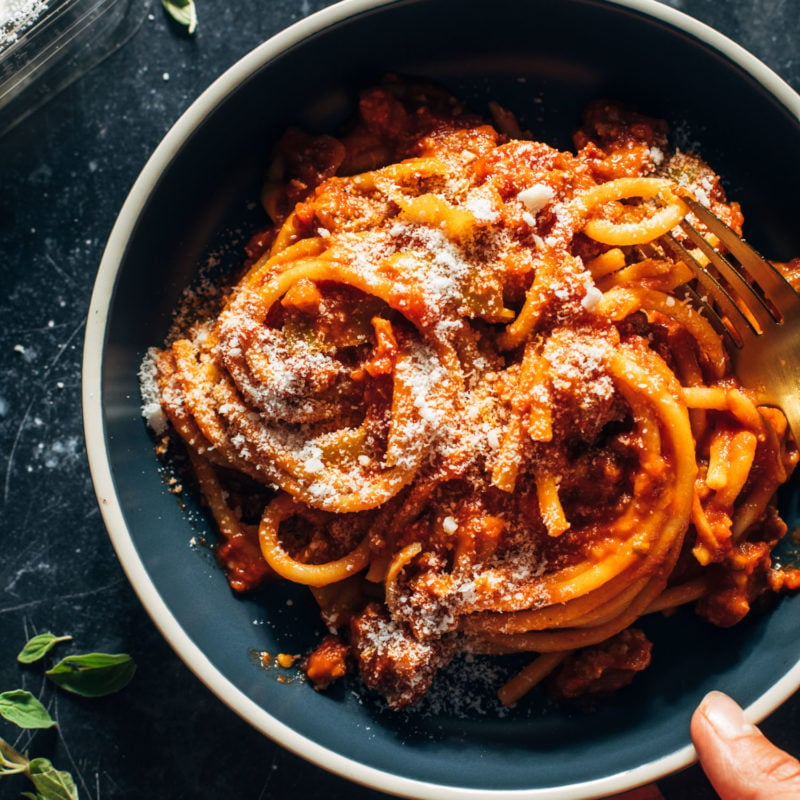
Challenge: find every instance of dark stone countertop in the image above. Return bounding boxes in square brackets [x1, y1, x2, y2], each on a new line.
[0, 1, 799, 797]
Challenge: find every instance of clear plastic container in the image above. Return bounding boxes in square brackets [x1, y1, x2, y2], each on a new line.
[0, 0, 146, 136]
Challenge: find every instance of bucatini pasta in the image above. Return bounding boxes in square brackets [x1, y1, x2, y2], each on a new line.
[143, 79, 799, 710]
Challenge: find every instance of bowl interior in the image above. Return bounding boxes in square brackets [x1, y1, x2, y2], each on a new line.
[94, 0, 800, 795]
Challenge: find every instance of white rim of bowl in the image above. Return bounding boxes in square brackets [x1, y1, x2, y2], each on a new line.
[82, 1, 800, 798]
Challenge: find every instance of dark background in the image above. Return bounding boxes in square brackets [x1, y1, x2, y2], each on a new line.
[1, 0, 799, 798]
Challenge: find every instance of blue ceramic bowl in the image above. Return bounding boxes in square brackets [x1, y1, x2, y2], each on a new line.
[83, 1, 800, 797]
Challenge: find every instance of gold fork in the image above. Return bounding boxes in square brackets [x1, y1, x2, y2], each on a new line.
[663, 195, 800, 437]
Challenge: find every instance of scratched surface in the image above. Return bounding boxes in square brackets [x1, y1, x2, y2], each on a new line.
[0, 1, 799, 798]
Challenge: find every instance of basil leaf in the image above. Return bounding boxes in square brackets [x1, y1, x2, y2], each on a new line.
[0, 691, 56, 729]
[27, 758, 78, 800]
[45, 653, 136, 698]
[161, 0, 197, 34]
[17, 634, 72, 665]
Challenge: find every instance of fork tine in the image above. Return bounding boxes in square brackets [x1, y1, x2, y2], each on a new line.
[678, 279, 741, 353]
[663, 232, 752, 346]
[682, 195, 799, 318]
[677, 216, 776, 333]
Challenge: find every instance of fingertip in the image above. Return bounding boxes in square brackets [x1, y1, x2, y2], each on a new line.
[692, 690, 755, 743]
[691, 691, 800, 800]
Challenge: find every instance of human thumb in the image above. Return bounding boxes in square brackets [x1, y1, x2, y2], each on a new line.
[691, 690, 800, 800]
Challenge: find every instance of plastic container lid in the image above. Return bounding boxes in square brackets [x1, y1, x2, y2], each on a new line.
[0, 0, 146, 136]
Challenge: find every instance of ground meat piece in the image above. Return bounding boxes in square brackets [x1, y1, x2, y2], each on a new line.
[573, 101, 668, 182]
[349, 602, 455, 709]
[574, 101, 668, 153]
[770, 567, 800, 592]
[303, 634, 351, 690]
[548, 628, 652, 701]
[696, 541, 774, 627]
[266, 128, 346, 221]
[661, 150, 744, 233]
[215, 525, 276, 593]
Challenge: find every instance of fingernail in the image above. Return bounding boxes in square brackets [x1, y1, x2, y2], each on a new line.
[700, 691, 757, 739]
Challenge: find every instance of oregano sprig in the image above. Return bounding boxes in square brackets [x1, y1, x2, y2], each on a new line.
[0, 692, 56, 730]
[0, 737, 29, 777]
[45, 653, 136, 698]
[17, 635, 73, 666]
[0, 739, 77, 800]
[2, 632, 137, 799]
[161, 0, 198, 34]
[21, 757, 79, 800]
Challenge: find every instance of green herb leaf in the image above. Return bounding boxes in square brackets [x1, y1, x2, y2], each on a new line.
[161, 0, 197, 34]
[27, 758, 78, 800]
[1, 736, 30, 776]
[45, 653, 136, 697]
[17, 634, 73, 665]
[0, 691, 56, 729]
